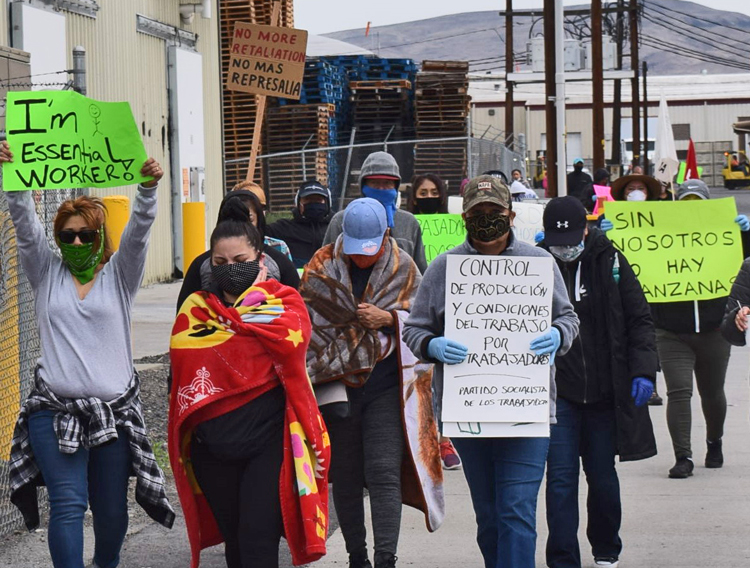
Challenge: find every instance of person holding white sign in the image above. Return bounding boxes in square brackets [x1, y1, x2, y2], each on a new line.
[539, 196, 658, 568]
[403, 175, 579, 568]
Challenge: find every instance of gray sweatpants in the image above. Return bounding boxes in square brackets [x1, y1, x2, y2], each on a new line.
[655, 328, 731, 460]
[328, 385, 405, 558]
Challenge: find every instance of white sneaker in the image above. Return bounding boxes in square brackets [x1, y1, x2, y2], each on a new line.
[594, 558, 619, 567]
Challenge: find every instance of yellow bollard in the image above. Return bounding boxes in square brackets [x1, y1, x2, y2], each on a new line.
[183, 202, 206, 273]
[103, 195, 130, 251]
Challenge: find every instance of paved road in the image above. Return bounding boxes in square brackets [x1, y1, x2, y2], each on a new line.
[3, 187, 750, 566]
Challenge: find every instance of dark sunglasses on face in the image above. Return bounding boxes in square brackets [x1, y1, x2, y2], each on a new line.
[57, 229, 99, 245]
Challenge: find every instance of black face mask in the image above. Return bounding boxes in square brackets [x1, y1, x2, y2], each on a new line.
[415, 197, 441, 214]
[303, 201, 328, 221]
[211, 260, 261, 298]
[465, 212, 511, 243]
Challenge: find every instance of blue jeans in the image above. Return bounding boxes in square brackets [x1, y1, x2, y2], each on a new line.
[451, 436, 550, 568]
[28, 410, 132, 568]
[545, 397, 622, 567]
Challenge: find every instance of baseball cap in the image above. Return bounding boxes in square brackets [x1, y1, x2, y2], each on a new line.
[676, 179, 710, 200]
[296, 180, 331, 205]
[359, 152, 401, 185]
[543, 196, 588, 246]
[463, 175, 511, 213]
[342, 198, 387, 256]
[573, 157, 584, 166]
[510, 180, 527, 195]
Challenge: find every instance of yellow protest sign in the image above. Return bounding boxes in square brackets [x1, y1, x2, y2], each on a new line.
[2, 91, 149, 191]
[415, 214, 465, 263]
[606, 198, 743, 303]
[227, 22, 307, 99]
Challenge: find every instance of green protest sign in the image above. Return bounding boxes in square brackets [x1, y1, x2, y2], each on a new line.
[606, 198, 743, 303]
[415, 214, 466, 263]
[2, 91, 149, 191]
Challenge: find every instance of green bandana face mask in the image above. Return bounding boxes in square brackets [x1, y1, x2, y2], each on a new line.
[57, 228, 105, 284]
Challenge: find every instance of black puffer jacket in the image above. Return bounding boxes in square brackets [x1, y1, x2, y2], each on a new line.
[542, 229, 658, 461]
[721, 257, 750, 346]
[266, 209, 332, 269]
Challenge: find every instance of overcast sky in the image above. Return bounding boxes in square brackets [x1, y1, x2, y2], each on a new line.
[296, 0, 750, 35]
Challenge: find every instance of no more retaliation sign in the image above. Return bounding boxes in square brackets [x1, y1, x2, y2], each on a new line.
[226, 22, 308, 99]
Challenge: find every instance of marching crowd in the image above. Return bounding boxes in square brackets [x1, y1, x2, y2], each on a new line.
[2, 138, 749, 568]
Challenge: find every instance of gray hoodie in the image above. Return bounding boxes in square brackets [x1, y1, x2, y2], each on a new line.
[402, 232, 579, 424]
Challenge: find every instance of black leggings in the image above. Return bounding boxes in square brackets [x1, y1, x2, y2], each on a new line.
[190, 428, 284, 568]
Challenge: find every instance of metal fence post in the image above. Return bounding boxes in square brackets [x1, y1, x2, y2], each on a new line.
[338, 128, 357, 211]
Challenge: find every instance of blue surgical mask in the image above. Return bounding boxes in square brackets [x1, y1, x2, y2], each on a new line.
[549, 241, 585, 263]
[362, 186, 397, 228]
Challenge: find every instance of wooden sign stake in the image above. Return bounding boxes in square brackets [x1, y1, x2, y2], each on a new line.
[246, 1, 282, 182]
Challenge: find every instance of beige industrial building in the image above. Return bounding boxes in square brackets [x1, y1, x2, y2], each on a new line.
[1, 0, 224, 284]
[469, 73, 750, 185]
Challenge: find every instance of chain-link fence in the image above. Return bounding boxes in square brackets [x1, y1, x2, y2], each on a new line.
[0, 180, 83, 537]
[227, 136, 526, 213]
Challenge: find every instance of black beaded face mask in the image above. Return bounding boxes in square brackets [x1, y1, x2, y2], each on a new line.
[464, 212, 511, 243]
[211, 260, 261, 297]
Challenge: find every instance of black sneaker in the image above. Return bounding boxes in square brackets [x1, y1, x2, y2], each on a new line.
[705, 439, 724, 468]
[647, 390, 663, 406]
[669, 457, 694, 478]
[349, 552, 372, 568]
[374, 553, 397, 568]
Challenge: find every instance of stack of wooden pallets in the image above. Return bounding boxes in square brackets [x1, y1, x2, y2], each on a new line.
[219, 0, 294, 188]
[263, 104, 332, 211]
[414, 60, 472, 193]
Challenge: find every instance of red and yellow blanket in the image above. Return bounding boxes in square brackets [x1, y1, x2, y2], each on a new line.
[168, 280, 330, 567]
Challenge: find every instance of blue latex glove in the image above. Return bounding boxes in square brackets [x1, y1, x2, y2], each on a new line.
[592, 194, 599, 203]
[428, 337, 468, 365]
[735, 214, 750, 232]
[534, 230, 545, 244]
[600, 218, 614, 232]
[529, 327, 561, 366]
[631, 377, 654, 407]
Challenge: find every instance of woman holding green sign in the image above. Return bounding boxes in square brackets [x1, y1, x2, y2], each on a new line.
[1, 140, 174, 568]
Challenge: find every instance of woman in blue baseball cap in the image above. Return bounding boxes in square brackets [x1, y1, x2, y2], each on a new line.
[301, 198, 444, 568]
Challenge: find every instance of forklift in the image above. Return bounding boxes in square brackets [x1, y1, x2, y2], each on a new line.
[724, 120, 750, 189]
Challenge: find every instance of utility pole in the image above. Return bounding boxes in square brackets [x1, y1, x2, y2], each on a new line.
[592, 0, 605, 170]
[611, 0, 624, 169]
[72, 46, 87, 95]
[642, 60, 649, 174]
[505, 0, 514, 149]
[555, 0, 567, 195]
[543, 0, 558, 195]
[630, 0, 640, 171]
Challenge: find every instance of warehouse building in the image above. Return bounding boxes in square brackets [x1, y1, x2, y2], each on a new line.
[469, 73, 750, 185]
[1, 0, 223, 283]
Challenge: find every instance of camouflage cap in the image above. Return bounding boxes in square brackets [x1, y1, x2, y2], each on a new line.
[462, 175, 512, 213]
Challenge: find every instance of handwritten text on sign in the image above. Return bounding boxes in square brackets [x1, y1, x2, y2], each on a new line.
[2, 91, 149, 192]
[227, 22, 308, 99]
[416, 205, 546, 264]
[606, 199, 743, 303]
[415, 214, 465, 263]
[442, 255, 554, 423]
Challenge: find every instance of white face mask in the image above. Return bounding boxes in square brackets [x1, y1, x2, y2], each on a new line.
[626, 189, 647, 202]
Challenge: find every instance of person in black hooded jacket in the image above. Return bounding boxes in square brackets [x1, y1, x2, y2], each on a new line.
[540, 196, 657, 568]
[265, 180, 333, 269]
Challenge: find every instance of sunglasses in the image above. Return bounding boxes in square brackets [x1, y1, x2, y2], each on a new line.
[57, 229, 99, 245]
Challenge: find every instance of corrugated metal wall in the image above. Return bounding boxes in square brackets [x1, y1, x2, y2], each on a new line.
[0, 4, 8, 47]
[63, 1, 223, 283]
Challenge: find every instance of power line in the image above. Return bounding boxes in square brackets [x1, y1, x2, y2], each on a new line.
[642, 4, 750, 59]
[640, 35, 750, 71]
[642, 0, 750, 38]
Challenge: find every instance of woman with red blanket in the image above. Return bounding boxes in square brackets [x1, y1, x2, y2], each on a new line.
[169, 200, 330, 568]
